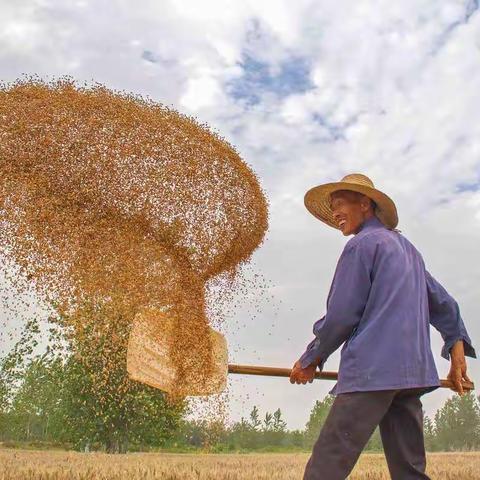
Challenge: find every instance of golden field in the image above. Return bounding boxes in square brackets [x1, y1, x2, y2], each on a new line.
[1, 449, 479, 479]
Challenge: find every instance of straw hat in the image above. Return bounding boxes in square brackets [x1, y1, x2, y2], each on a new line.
[304, 173, 398, 230]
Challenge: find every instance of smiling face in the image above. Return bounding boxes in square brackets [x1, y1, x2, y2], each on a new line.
[329, 190, 376, 236]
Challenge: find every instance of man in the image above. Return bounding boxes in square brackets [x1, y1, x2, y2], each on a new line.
[290, 173, 476, 480]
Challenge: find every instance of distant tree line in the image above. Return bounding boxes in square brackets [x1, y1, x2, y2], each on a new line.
[172, 391, 480, 452]
[1, 318, 479, 453]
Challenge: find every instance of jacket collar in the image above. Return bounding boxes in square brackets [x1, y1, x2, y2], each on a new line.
[357, 215, 385, 234]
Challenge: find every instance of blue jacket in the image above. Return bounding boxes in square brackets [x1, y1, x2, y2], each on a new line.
[299, 215, 476, 395]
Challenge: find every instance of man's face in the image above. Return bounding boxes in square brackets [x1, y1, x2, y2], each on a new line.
[329, 190, 371, 236]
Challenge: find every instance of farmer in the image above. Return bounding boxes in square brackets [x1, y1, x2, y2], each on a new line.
[290, 173, 477, 480]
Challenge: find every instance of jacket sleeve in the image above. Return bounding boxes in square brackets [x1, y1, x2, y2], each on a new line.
[425, 269, 476, 361]
[299, 316, 326, 369]
[299, 241, 372, 369]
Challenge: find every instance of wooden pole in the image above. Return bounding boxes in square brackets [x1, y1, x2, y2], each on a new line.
[227, 364, 475, 391]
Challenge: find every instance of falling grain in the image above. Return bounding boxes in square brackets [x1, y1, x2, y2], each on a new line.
[0, 78, 269, 402]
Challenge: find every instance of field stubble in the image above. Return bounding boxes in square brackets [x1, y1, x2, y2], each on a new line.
[1, 449, 479, 479]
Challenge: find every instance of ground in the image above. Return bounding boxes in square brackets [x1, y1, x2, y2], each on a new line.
[1, 449, 479, 479]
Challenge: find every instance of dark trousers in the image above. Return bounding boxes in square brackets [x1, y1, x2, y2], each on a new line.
[304, 387, 436, 480]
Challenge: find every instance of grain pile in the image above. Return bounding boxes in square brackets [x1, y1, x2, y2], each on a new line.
[0, 78, 268, 398]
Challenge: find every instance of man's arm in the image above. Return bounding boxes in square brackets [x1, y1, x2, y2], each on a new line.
[297, 241, 372, 370]
[298, 316, 326, 370]
[425, 269, 476, 395]
[425, 269, 476, 361]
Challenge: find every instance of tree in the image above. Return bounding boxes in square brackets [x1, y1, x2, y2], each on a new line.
[53, 300, 185, 452]
[0, 318, 46, 441]
[289, 429, 305, 448]
[263, 412, 273, 431]
[265, 408, 287, 446]
[273, 408, 287, 432]
[0, 359, 10, 440]
[423, 413, 436, 451]
[0, 303, 185, 452]
[229, 416, 254, 449]
[365, 427, 383, 451]
[434, 392, 480, 450]
[249, 405, 261, 431]
[304, 394, 335, 447]
[7, 355, 64, 441]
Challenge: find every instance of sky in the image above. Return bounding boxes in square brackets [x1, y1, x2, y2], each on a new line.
[0, 0, 479, 430]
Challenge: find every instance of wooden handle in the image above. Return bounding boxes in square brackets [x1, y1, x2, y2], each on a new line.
[228, 364, 338, 381]
[439, 378, 475, 390]
[227, 364, 475, 391]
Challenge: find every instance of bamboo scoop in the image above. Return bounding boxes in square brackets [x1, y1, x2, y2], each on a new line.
[127, 308, 475, 396]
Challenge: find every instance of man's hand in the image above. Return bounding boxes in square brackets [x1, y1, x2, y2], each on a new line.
[290, 360, 317, 385]
[448, 340, 472, 396]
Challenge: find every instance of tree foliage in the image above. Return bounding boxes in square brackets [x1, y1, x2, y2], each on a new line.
[304, 394, 335, 447]
[0, 309, 184, 452]
[433, 391, 480, 451]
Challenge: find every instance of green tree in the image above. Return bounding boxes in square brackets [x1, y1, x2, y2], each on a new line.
[0, 358, 10, 440]
[0, 318, 46, 441]
[7, 355, 64, 441]
[229, 416, 254, 449]
[54, 301, 185, 452]
[423, 413, 436, 451]
[249, 405, 261, 431]
[273, 408, 287, 432]
[365, 427, 383, 451]
[434, 392, 480, 450]
[266, 408, 287, 446]
[263, 412, 273, 431]
[176, 419, 209, 448]
[289, 429, 305, 448]
[0, 304, 185, 452]
[304, 394, 335, 447]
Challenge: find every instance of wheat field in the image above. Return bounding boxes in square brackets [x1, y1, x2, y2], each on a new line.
[1, 449, 479, 479]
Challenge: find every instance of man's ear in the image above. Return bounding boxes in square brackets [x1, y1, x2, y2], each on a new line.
[360, 195, 371, 212]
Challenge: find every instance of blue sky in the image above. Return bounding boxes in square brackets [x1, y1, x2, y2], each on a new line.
[228, 53, 313, 105]
[1, 0, 480, 429]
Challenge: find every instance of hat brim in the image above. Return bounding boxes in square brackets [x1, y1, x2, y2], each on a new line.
[304, 181, 398, 230]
